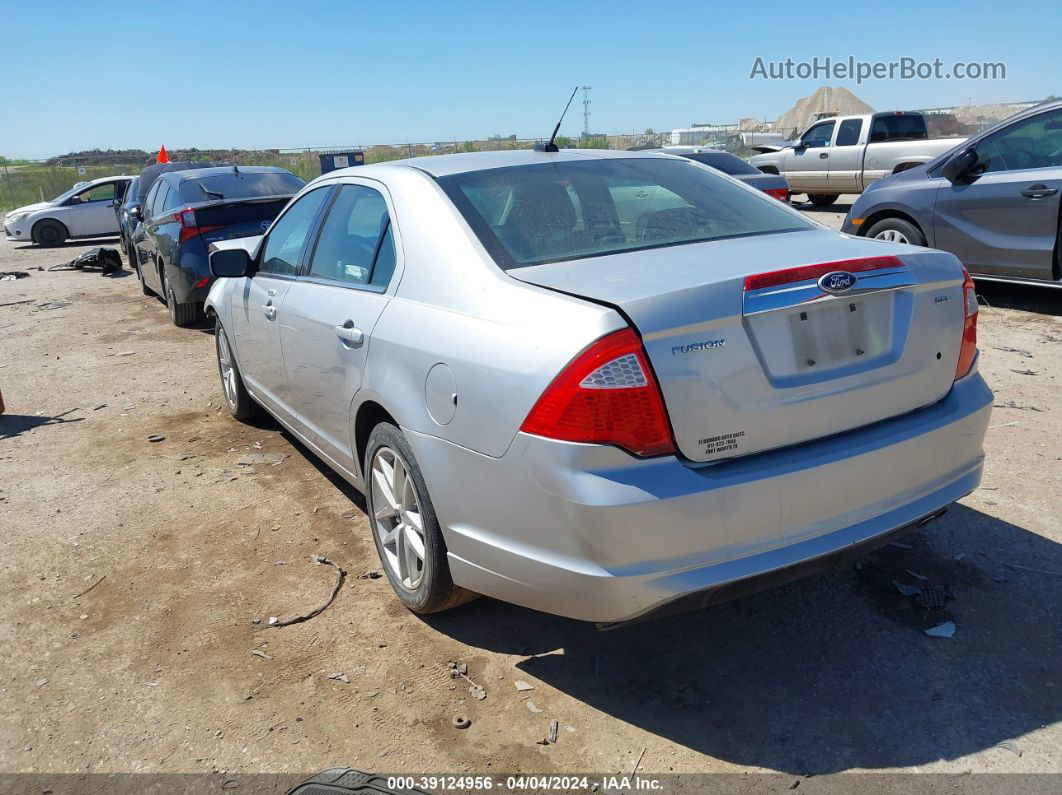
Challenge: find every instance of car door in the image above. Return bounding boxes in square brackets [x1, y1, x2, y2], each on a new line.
[138, 183, 172, 294]
[783, 119, 835, 192]
[279, 182, 399, 471]
[64, 181, 121, 237]
[933, 106, 1062, 280]
[133, 182, 163, 289]
[827, 118, 864, 192]
[230, 185, 333, 420]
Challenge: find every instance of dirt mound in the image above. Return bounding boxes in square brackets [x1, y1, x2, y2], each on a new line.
[774, 86, 874, 137]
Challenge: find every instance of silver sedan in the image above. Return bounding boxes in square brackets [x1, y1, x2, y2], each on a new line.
[206, 149, 991, 624]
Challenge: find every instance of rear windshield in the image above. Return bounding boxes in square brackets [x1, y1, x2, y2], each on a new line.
[439, 157, 810, 269]
[870, 114, 928, 142]
[179, 171, 305, 203]
[680, 152, 761, 176]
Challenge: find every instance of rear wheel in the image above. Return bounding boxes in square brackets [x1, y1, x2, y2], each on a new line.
[866, 218, 927, 246]
[31, 219, 67, 247]
[364, 423, 476, 614]
[163, 271, 202, 327]
[807, 194, 838, 207]
[215, 324, 257, 420]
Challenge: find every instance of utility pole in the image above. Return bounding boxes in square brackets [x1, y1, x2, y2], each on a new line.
[582, 86, 592, 138]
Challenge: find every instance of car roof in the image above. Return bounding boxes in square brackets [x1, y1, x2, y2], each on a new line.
[165, 165, 292, 182]
[654, 147, 731, 155]
[324, 148, 674, 180]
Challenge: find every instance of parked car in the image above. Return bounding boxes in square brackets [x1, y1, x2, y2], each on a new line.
[132, 166, 304, 326]
[749, 112, 965, 205]
[4, 175, 133, 246]
[842, 100, 1062, 287]
[206, 149, 990, 624]
[648, 147, 790, 200]
[113, 175, 139, 261]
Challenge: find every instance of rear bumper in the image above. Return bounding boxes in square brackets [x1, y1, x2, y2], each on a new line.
[407, 370, 993, 623]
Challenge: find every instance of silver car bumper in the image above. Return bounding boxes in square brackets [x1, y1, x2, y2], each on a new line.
[408, 369, 992, 623]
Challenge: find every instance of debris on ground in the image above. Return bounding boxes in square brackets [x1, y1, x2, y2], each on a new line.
[262, 556, 345, 628]
[0, 271, 31, 280]
[357, 571, 382, 580]
[36, 677, 48, 688]
[452, 716, 471, 730]
[72, 575, 105, 599]
[1009, 369, 1038, 376]
[905, 569, 928, 581]
[449, 662, 486, 700]
[48, 247, 123, 276]
[997, 739, 1023, 757]
[250, 649, 272, 660]
[514, 680, 535, 692]
[526, 701, 543, 714]
[892, 580, 922, 597]
[993, 346, 1033, 357]
[237, 452, 287, 466]
[327, 672, 350, 683]
[548, 719, 559, 744]
[915, 584, 955, 610]
[147, 435, 165, 443]
[35, 299, 72, 310]
[924, 621, 956, 638]
[448, 662, 468, 676]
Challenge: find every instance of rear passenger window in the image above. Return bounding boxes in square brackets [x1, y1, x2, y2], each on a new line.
[259, 187, 330, 276]
[150, 186, 171, 219]
[308, 185, 392, 286]
[836, 119, 863, 146]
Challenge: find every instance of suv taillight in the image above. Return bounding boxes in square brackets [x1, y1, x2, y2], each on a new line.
[955, 267, 978, 380]
[763, 187, 789, 202]
[520, 328, 676, 457]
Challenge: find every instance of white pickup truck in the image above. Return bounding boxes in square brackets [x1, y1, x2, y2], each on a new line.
[748, 111, 965, 206]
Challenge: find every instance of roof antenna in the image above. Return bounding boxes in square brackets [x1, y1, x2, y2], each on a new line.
[536, 86, 579, 152]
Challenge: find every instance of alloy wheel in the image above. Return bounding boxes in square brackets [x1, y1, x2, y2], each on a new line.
[370, 446, 426, 590]
[874, 229, 910, 244]
[216, 330, 238, 410]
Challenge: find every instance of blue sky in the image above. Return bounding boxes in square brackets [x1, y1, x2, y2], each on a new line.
[1, 0, 1059, 158]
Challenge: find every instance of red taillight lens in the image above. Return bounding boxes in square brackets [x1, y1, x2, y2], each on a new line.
[520, 328, 677, 457]
[173, 207, 224, 242]
[744, 255, 903, 292]
[763, 187, 789, 202]
[954, 267, 978, 380]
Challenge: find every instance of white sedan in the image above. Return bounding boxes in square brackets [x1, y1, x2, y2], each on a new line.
[3, 175, 133, 247]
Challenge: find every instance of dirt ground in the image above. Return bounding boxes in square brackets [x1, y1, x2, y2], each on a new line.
[1, 197, 1061, 787]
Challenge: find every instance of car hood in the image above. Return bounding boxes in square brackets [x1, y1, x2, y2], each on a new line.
[5, 201, 53, 217]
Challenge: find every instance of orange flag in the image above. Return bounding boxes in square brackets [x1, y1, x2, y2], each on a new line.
[156, 146, 169, 164]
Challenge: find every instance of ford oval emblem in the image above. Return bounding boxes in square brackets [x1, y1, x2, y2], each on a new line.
[818, 271, 857, 294]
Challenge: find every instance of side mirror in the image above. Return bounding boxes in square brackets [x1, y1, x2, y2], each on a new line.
[941, 147, 979, 183]
[210, 248, 253, 278]
[128, 206, 141, 221]
[794, 141, 808, 151]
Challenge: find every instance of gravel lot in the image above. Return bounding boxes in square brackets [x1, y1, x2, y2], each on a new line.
[1, 197, 1061, 784]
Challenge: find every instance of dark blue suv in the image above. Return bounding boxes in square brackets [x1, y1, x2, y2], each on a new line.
[131, 166, 305, 325]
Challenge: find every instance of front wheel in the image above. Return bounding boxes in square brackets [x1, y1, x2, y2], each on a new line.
[807, 194, 838, 207]
[32, 219, 67, 247]
[364, 423, 476, 614]
[865, 218, 927, 247]
[215, 324, 257, 420]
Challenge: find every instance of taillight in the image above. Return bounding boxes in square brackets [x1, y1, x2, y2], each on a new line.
[173, 207, 224, 242]
[744, 256, 903, 292]
[763, 187, 789, 202]
[954, 267, 978, 380]
[520, 328, 676, 457]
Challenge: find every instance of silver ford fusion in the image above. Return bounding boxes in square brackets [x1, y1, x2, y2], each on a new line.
[205, 149, 991, 624]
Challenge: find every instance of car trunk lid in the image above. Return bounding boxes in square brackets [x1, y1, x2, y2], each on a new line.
[187, 196, 292, 244]
[509, 229, 968, 462]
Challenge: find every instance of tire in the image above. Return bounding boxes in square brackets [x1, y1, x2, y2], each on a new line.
[865, 217, 927, 247]
[215, 324, 257, 421]
[364, 422, 477, 614]
[807, 194, 838, 207]
[135, 253, 152, 296]
[31, 219, 67, 247]
[163, 270, 202, 327]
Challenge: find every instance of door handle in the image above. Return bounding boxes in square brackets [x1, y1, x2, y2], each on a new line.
[335, 323, 364, 345]
[1021, 184, 1058, 199]
[819, 152, 829, 159]
[263, 304, 277, 320]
